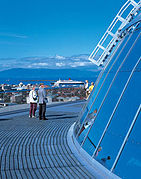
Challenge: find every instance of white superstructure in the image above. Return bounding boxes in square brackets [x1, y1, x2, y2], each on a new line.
[53, 79, 84, 87]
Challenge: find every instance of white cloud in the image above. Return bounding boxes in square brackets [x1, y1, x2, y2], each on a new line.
[55, 55, 66, 60]
[0, 54, 98, 71]
[2, 64, 11, 67]
[56, 63, 66, 67]
[27, 63, 49, 68]
[73, 58, 81, 61]
[32, 63, 48, 66]
[0, 33, 28, 39]
[70, 62, 92, 67]
[27, 65, 32, 68]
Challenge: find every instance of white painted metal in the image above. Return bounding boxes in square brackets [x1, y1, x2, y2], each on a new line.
[89, 0, 141, 66]
[68, 123, 121, 179]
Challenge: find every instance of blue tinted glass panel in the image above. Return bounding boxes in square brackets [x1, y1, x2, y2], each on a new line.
[83, 29, 141, 157]
[114, 108, 141, 179]
[78, 32, 132, 130]
[136, 21, 141, 29]
[78, 33, 130, 125]
[79, 69, 106, 124]
[80, 28, 138, 139]
[89, 29, 141, 114]
[77, 124, 96, 149]
[95, 58, 141, 169]
[83, 134, 97, 156]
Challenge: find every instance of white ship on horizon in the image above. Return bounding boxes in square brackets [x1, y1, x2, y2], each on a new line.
[52, 79, 85, 87]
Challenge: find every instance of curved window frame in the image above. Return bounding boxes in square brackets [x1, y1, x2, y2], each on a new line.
[111, 103, 141, 172]
[76, 38, 127, 139]
[80, 29, 139, 147]
[92, 32, 141, 157]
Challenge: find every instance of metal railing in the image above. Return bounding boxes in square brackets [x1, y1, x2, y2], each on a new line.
[0, 86, 86, 108]
[89, 0, 141, 66]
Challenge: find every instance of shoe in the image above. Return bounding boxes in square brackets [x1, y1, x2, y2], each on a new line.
[29, 115, 32, 118]
[32, 116, 36, 118]
[43, 118, 48, 120]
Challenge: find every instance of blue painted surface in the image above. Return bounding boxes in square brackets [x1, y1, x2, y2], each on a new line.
[79, 27, 140, 144]
[77, 14, 141, 179]
[114, 110, 141, 178]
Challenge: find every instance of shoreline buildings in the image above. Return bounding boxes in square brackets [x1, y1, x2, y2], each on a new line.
[0, 1, 140, 178]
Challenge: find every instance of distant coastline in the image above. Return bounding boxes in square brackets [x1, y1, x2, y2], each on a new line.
[0, 68, 99, 85]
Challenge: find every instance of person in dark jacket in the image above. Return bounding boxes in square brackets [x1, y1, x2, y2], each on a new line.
[38, 83, 48, 120]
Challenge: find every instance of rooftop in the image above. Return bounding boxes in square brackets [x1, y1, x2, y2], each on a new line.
[0, 101, 96, 178]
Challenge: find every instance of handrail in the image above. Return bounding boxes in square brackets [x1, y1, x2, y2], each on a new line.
[89, 0, 141, 66]
[0, 86, 86, 107]
[0, 86, 83, 94]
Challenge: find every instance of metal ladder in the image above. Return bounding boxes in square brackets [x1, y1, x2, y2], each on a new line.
[89, 0, 141, 66]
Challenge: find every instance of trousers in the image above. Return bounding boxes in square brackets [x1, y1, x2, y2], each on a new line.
[39, 102, 46, 120]
[29, 103, 37, 117]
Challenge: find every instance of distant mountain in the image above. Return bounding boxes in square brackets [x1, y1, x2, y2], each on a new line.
[0, 68, 100, 83]
[0, 54, 101, 71]
[0, 54, 102, 84]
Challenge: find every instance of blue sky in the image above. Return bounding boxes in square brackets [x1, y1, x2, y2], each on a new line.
[0, 0, 127, 58]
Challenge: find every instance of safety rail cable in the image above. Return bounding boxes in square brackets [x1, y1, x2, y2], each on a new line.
[89, 0, 141, 66]
[111, 103, 141, 172]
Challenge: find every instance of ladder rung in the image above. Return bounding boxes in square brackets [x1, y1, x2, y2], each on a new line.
[130, 0, 138, 7]
[98, 45, 110, 54]
[89, 0, 141, 66]
[107, 31, 118, 38]
[117, 15, 128, 23]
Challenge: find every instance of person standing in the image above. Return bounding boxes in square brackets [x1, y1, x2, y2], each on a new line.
[85, 82, 94, 99]
[29, 86, 38, 118]
[78, 109, 97, 136]
[89, 82, 94, 92]
[85, 80, 89, 90]
[84, 80, 89, 98]
[38, 83, 48, 120]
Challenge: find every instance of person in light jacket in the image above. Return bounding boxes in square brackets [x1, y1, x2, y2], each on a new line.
[29, 86, 38, 118]
[85, 80, 89, 98]
[38, 83, 48, 120]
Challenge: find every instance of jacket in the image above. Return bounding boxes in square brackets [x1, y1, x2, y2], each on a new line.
[29, 90, 38, 103]
[38, 87, 47, 104]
